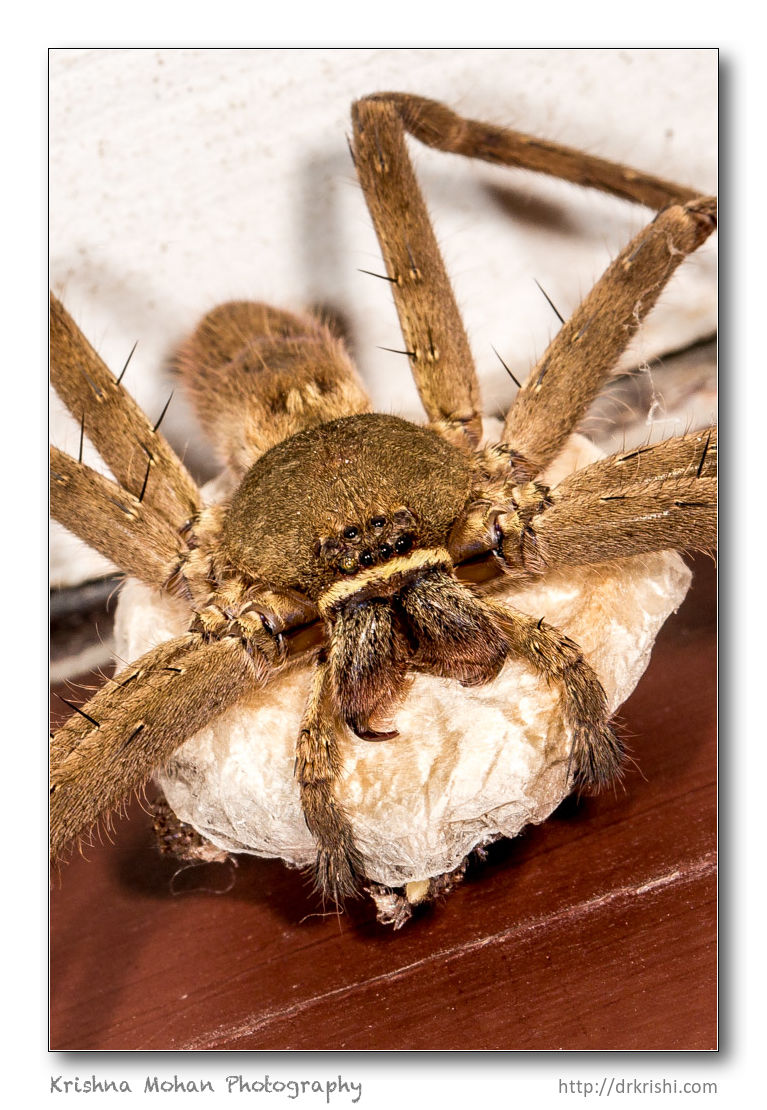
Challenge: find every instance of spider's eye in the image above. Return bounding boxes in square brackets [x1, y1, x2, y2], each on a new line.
[394, 534, 413, 555]
[378, 543, 393, 561]
[343, 526, 359, 540]
[359, 550, 375, 568]
[339, 553, 358, 574]
[370, 516, 386, 529]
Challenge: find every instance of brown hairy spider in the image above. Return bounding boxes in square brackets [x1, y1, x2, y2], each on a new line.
[50, 93, 717, 904]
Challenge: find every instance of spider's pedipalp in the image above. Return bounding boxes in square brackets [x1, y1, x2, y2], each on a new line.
[175, 300, 370, 478]
[327, 597, 407, 740]
[296, 662, 364, 902]
[396, 569, 507, 688]
[50, 294, 200, 529]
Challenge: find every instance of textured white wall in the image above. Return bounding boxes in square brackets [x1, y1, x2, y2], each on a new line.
[50, 48, 717, 585]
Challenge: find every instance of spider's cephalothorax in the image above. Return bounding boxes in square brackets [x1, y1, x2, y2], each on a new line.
[222, 413, 474, 599]
[224, 412, 508, 737]
[50, 93, 716, 907]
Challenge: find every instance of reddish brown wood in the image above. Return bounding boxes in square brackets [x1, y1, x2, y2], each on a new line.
[50, 555, 716, 1050]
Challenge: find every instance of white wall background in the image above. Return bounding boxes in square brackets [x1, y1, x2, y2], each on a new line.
[50, 48, 717, 585]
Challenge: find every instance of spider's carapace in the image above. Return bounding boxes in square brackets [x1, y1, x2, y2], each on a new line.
[223, 413, 473, 599]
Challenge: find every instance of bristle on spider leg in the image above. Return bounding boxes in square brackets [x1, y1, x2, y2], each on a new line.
[378, 345, 417, 359]
[358, 268, 398, 283]
[138, 457, 152, 504]
[54, 693, 100, 730]
[696, 428, 713, 478]
[79, 366, 104, 400]
[152, 391, 174, 434]
[115, 340, 138, 386]
[533, 278, 566, 325]
[491, 345, 522, 389]
[345, 133, 357, 169]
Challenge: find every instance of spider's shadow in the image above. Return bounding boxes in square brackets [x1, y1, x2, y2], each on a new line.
[111, 813, 383, 931]
[111, 788, 596, 934]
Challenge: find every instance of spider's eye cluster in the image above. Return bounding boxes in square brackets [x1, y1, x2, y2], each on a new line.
[318, 509, 416, 577]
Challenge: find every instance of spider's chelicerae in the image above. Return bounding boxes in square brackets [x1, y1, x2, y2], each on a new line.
[50, 93, 717, 906]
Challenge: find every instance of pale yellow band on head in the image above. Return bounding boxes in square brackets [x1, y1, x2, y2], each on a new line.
[317, 546, 452, 615]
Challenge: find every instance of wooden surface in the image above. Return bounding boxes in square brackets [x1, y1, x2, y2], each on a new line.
[50, 555, 716, 1051]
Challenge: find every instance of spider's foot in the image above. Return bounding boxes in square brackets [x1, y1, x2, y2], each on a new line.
[313, 838, 366, 906]
[569, 719, 625, 792]
[540, 628, 625, 791]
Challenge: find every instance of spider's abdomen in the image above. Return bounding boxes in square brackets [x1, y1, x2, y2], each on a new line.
[222, 413, 474, 599]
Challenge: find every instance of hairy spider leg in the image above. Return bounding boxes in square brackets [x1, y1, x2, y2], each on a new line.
[351, 92, 715, 467]
[351, 96, 483, 449]
[494, 430, 717, 579]
[50, 444, 189, 591]
[50, 298, 303, 860]
[487, 605, 623, 788]
[50, 294, 200, 529]
[50, 632, 277, 860]
[363, 92, 699, 210]
[502, 197, 717, 476]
